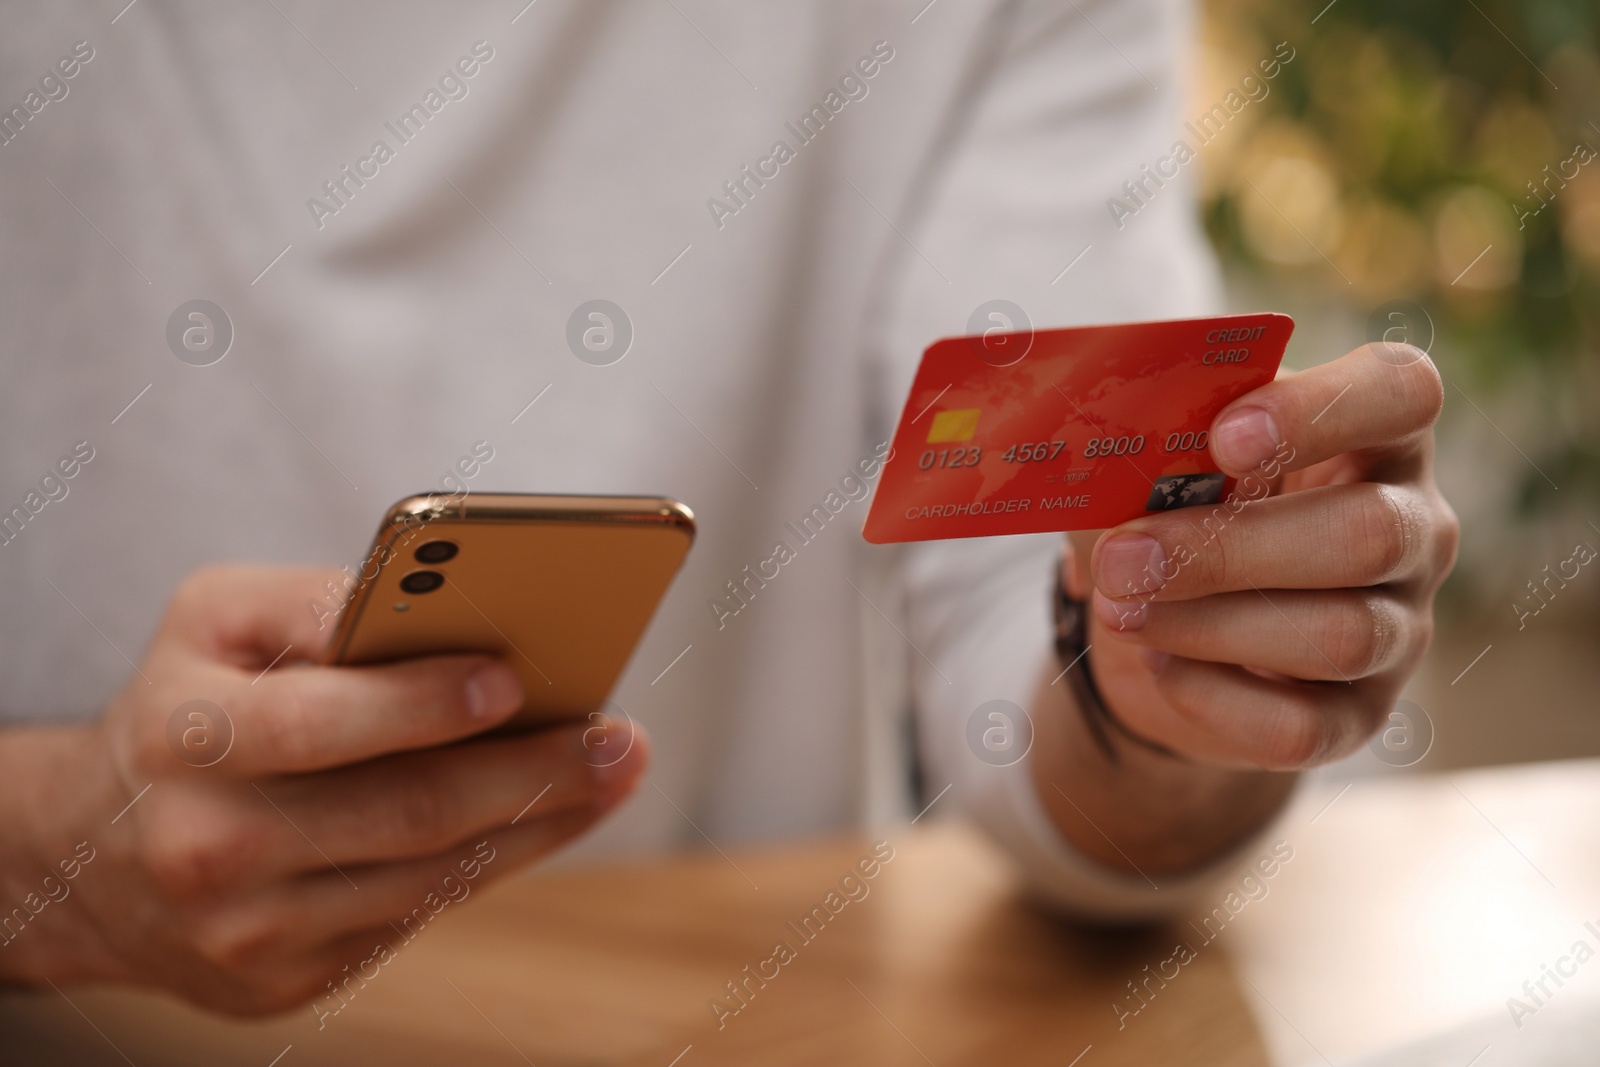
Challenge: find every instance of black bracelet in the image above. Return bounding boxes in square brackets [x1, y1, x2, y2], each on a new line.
[1052, 563, 1184, 764]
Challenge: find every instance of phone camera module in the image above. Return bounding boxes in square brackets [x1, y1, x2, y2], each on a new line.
[399, 570, 445, 595]
[415, 540, 459, 564]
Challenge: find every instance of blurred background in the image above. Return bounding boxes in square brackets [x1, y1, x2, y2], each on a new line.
[1196, 0, 1600, 769]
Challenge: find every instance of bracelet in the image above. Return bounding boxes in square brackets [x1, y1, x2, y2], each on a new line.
[1052, 563, 1184, 764]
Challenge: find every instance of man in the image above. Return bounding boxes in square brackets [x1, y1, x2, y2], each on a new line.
[0, 0, 1455, 1013]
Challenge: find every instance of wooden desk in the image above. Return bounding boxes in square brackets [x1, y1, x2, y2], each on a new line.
[6, 759, 1600, 1066]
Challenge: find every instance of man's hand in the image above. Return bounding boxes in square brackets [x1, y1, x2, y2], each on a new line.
[0, 566, 646, 1014]
[1033, 343, 1458, 874]
[1087, 341, 1458, 765]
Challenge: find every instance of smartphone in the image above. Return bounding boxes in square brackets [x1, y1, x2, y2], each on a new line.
[322, 492, 694, 727]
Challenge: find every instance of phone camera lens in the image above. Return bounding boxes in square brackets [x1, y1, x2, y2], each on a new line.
[415, 540, 459, 564]
[399, 570, 445, 595]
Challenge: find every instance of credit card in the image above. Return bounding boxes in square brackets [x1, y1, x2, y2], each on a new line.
[862, 312, 1293, 543]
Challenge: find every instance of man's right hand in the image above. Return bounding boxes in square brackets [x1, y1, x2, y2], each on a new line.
[0, 565, 646, 1014]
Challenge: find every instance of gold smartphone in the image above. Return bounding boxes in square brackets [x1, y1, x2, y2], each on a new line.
[322, 493, 695, 727]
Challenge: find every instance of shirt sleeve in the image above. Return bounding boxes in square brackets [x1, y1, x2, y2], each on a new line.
[860, 0, 1263, 919]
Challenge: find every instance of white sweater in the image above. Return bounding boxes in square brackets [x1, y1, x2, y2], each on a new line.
[0, 0, 1226, 916]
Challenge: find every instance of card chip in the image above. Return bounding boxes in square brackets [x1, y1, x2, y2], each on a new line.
[927, 408, 980, 443]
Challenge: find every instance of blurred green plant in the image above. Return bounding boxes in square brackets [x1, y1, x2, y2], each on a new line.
[1199, 0, 1600, 517]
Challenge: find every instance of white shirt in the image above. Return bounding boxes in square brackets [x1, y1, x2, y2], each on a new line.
[1, 0, 1226, 916]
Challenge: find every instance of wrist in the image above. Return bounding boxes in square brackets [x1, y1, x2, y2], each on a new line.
[0, 724, 128, 983]
[1032, 680, 1296, 876]
[1053, 577, 1183, 763]
[1038, 572, 1297, 876]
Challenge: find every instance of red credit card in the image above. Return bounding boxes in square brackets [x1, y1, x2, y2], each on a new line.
[862, 312, 1293, 543]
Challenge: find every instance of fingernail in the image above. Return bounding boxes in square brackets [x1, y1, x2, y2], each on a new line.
[465, 663, 522, 721]
[573, 719, 645, 785]
[1092, 590, 1147, 632]
[1141, 648, 1172, 676]
[1212, 406, 1280, 472]
[1096, 534, 1167, 599]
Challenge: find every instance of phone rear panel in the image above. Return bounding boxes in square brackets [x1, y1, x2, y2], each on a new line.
[325, 494, 694, 725]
